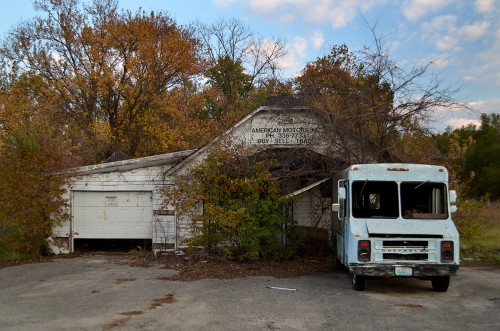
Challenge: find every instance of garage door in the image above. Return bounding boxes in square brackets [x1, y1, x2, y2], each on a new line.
[72, 191, 153, 239]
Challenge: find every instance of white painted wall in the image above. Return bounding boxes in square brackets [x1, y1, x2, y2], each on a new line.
[292, 187, 332, 229]
[52, 162, 180, 251]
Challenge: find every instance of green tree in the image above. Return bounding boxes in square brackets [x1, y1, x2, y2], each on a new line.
[195, 18, 287, 118]
[205, 55, 253, 117]
[433, 124, 477, 197]
[463, 114, 500, 200]
[434, 113, 500, 200]
[165, 141, 296, 261]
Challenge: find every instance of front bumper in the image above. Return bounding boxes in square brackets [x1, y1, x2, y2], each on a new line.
[349, 263, 459, 278]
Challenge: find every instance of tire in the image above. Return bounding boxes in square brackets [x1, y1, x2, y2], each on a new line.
[431, 276, 450, 292]
[352, 274, 366, 291]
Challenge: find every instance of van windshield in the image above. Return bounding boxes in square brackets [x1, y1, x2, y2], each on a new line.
[352, 181, 399, 218]
[401, 182, 448, 219]
[351, 180, 448, 219]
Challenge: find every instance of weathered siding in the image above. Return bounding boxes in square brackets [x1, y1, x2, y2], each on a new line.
[292, 188, 331, 229]
[52, 162, 181, 251]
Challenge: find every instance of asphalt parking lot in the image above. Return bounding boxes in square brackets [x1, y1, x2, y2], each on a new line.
[0, 254, 499, 330]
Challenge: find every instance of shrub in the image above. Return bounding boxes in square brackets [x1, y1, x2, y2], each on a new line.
[0, 124, 77, 263]
[165, 141, 298, 261]
[454, 199, 484, 241]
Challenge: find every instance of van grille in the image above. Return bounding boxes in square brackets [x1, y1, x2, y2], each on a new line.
[383, 253, 428, 260]
[374, 240, 433, 262]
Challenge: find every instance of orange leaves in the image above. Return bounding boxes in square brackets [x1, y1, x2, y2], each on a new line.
[1, 1, 204, 163]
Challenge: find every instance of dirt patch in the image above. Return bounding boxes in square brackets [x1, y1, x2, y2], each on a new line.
[149, 253, 338, 281]
[103, 310, 145, 330]
[103, 319, 128, 331]
[460, 259, 500, 269]
[150, 294, 175, 308]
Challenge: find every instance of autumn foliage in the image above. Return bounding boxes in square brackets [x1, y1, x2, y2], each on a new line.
[0, 0, 496, 263]
[0, 119, 77, 262]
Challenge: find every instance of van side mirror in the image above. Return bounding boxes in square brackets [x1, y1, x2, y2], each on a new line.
[338, 187, 346, 200]
[449, 190, 457, 204]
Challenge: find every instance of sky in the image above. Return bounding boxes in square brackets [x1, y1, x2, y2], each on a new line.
[0, 0, 498, 132]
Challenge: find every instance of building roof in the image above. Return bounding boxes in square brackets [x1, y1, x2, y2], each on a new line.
[59, 149, 196, 176]
[286, 178, 330, 198]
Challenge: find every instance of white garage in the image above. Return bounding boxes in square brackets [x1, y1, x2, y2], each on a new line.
[72, 191, 153, 239]
[52, 150, 194, 252]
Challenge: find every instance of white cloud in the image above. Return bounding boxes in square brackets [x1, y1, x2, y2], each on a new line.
[463, 76, 478, 81]
[460, 21, 490, 40]
[245, 0, 386, 29]
[402, 0, 454, 21]
[475, 0, 494, 13]
[311, 31, 324, 49]
[278, 43, 303, 76]
[445, 117, 481, 128]
[431, 55, 450, 68]
[421, 16, 490, 51]
[293, 36, 308, 57]
[431, 103, 483, 132]
[432, 98, 500, 130]
[468, 98, 500, 114]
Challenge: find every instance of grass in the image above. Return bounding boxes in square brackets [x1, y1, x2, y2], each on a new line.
[0, 249, 42, 266]
[150, 293, 175, 308]
[460, 201, 500, 264]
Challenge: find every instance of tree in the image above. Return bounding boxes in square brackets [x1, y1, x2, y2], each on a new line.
[433, 113, 500, 200]
[295, 31, 466, 163]
[164, 141, 297, 261]
[195, 18, 287, 117]
[463, 114, 500, 200]
[1, 0, 201, 163]
[0, 116, 78, 262]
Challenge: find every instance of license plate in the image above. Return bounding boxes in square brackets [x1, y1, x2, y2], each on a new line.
[395, 267, 412, 276]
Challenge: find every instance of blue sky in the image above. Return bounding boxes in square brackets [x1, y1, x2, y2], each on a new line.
[1, 0, 498, 132]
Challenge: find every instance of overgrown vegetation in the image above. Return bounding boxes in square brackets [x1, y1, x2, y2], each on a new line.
[165, 142, 299, 261]
[0, 0, 498, 264]
[459, 201, 500, 263]
[433, 114, 500, 264]
[0, 121, 77, 264]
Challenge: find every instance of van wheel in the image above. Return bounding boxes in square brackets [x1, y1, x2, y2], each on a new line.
[431, 276, 450, 292]
[352, 274, 366, 291]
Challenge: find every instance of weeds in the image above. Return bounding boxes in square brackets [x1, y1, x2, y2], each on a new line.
[150, 293, 175, 308]
[459, 200, 500, 264]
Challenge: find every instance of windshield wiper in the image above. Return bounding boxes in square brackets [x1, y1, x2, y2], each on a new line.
[414, 179, 430, 189]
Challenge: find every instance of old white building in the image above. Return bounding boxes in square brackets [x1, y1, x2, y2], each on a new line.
[52, 96, 342, 252]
